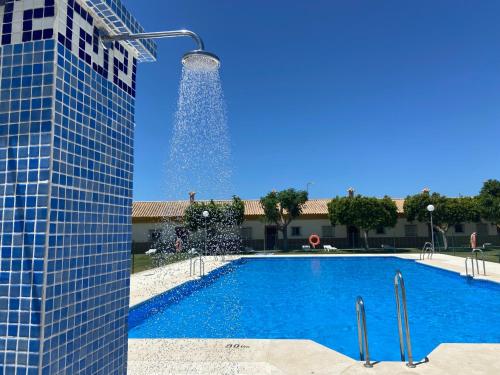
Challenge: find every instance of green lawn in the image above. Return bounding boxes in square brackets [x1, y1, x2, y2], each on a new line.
[131, 253, 195, 274]
[440, 248, 500, 263]
[260, 247, 500, 263]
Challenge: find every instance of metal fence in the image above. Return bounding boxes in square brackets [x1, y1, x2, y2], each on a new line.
[132, 233, 500, 265]
[238, 236, 497, 251]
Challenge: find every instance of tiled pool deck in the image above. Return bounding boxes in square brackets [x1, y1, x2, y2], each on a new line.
[128, 254, 500, 374]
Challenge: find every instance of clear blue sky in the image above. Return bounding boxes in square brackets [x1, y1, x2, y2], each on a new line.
[122, 0, 500, 201]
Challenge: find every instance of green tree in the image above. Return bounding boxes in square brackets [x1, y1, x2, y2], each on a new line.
[404, 191, 480, 250]
[260, 189, 308, 251]
[229, 196, 245, 227]
[184, 196, 245, 232]
[183, 196, 245, 252]
[328, 195, 398, 249]
[477, 179, 500, 229]
[380, 196, 399, 231]
[447, 197, 480, 229]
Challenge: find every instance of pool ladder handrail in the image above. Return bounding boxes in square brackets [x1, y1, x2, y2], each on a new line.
[465, 249, 486, 277]
[465, 256, 474, 277]
[189, 252, 197, 276]
[190, 254, 205, 277]
[355, 296, 373, 368]
[214, 246, 226, 262]
[394, 271, 415, 368]
[472, 249, 486, 276]
[419, 242, 434, 260]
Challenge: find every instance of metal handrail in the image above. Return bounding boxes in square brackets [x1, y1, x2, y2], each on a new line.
[355, 296, 373, 368]
[465, 256, 474, 277]
[214, 247, 226, 262]
[189, 252, 198, 276]
[192, 257, 205, 277]
[102, 29, 205, 50]
[394, 271, 415, 368]
[419, 242, 433, 260]
[472, 249, 486, 276]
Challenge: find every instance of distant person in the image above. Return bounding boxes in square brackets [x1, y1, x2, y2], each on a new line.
[175, 237, 183, 253]
[470, 232, 477, 250]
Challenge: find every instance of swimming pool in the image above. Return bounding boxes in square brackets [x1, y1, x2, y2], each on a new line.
[128, 257, 500, 361]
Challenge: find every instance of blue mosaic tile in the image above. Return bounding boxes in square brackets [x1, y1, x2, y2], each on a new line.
[37, 38, 132, 374]
[0, 37, 55, 374]
[1, 0, 140, 373]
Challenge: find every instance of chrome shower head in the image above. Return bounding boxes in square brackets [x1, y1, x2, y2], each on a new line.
[182, 50, 220, 71]
[101, 29, 221, 71]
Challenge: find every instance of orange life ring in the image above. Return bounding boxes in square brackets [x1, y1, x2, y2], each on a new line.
[470, 232, 477, 249]
[308, 234, 320, 248]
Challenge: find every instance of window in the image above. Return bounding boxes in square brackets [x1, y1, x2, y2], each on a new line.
[405, 225, 417, 237]
[241, 227, 252, 240]
[149, 230, 162, 241]
[454, 224, 464, 233]
[376, 226, 385, 234]
[291, 226, 301, 236]
[322, 225, 335, 238]
[476, 223, 488, 235]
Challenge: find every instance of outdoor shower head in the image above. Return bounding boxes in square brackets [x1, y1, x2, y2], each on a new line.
[100, 29, 220, 70]
[182, 50, 220, 71]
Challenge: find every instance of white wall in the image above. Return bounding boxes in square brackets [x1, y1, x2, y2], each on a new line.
[238, 218, 498, 239]
[133, 218, 498, 242]
[132, 222, 165, 242]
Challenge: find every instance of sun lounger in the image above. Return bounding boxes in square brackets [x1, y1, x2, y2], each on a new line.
[323, 245, 337, 252]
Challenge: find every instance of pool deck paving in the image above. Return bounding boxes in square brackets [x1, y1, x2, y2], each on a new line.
[128, 339, 500, 375]
[129, 255, 242, 307]
[128, 253, 500, 374]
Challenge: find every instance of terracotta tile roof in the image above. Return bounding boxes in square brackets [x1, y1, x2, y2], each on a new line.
[132, 198, 405, 220]
[132, 201, 191, 218]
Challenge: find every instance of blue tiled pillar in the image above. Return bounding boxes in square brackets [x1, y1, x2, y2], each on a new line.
[0, 1, 156, 374]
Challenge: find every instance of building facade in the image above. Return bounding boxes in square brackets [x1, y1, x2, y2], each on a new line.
[132, 199, 499, 251]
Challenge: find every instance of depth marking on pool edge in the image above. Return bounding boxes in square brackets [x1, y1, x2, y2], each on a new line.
[225, 344, 250, 349]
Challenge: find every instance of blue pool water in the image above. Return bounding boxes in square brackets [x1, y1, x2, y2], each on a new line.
[129, 257, 500, 361]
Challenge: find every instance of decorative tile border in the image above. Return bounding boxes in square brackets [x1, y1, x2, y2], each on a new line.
[0, 0, 56, 46]
[84, 0, 156, 62]
[0, 0, 148, 97]
[56, 0, 138, 96]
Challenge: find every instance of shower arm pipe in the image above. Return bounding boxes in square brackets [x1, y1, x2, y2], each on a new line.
[101, 29, 205, 51]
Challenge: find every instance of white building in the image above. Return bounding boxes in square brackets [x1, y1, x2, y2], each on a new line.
[132, 196, 498, 251]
